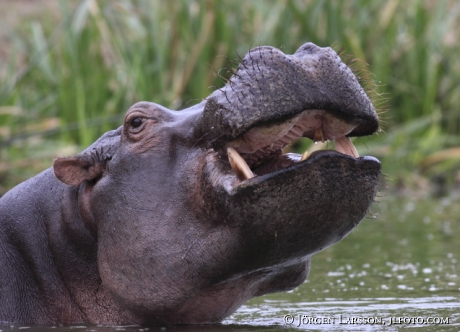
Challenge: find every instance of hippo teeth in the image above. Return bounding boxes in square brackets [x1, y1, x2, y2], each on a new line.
[299, 136, 358, 162]
[300, 151, 309, 161]
[225, 134, 359, 180]
[313, 127, 325, 143]
[227, 147, 255, 181]
[334, 136, 359, 158]
[225, 109, 363, 176]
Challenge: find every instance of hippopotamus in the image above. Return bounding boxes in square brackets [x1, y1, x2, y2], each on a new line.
[0, 43, 380, 325]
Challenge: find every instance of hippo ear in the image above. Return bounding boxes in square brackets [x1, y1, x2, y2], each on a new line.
[53, 155, 106, 186]
[53, 128, 121, 186]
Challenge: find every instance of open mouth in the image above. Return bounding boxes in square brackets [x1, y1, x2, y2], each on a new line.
[224, 109, 363, 181]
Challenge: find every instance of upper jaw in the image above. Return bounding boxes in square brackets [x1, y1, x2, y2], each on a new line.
[191, 42, 380, 185]
[194, 43, 378, 151]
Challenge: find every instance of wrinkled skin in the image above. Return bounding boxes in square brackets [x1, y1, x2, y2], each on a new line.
[0, 43, 380, 325]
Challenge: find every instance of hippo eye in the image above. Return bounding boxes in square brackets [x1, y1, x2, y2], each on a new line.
[130, 117, 144, 128]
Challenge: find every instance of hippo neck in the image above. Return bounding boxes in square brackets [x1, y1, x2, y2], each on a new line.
[56, 173, 136, 323]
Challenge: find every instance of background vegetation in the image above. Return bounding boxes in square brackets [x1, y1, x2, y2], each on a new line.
[1, 0, 460, 196]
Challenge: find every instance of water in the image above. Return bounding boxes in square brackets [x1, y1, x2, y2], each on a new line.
[3, 195, 460, 331]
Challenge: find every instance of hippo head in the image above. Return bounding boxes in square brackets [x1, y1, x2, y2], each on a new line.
[53, 43, 380, 324]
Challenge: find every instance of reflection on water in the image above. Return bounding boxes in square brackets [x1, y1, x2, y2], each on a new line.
[228, 297, 460, 331]
[3, 196, 460, 331]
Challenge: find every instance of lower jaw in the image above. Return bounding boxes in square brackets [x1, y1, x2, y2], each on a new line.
[250, 149, 373, 178]
[226, 151, 381, 203]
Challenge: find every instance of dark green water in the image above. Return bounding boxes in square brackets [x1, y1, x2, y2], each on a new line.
[3, 195, 460, 331]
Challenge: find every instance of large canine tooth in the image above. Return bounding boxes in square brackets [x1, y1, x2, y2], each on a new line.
[300, 151, 309, 161]
[313, 127, 325, 142]
[227, 147, 254, 181]
[335, 136, 359, 158]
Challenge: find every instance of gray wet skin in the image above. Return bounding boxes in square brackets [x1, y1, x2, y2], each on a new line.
[0, 43, 380, 325]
